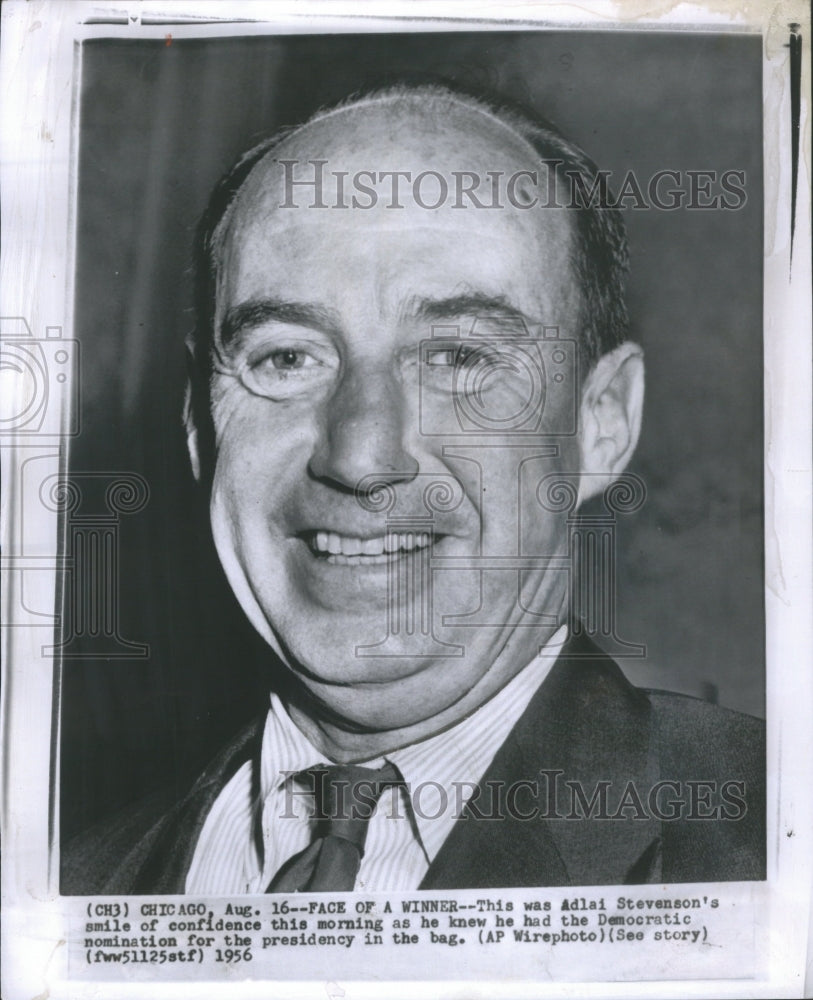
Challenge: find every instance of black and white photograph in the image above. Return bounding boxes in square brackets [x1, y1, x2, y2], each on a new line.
[1, 3, 811, 998]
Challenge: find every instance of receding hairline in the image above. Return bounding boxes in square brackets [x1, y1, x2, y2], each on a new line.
[290, 85, 548, 161]
[211, 84, 554, 253]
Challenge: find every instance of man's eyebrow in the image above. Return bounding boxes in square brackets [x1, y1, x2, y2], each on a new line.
[410, 293, 535, 332]
[219, 298, 341, 350]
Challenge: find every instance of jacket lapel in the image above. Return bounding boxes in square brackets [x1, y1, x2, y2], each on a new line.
[421, 634, 662, 889]
[110, 715, 265, 894]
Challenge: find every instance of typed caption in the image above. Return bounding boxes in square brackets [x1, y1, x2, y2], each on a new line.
[70, 886, 760, 983]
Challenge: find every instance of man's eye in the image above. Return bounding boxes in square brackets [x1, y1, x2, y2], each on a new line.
[249, 347, 320, 376]
[266, 348, 308, 370]
[426, 345, 489, 368]
[239, 343, 336, 399]
[426, 348, 454, 367]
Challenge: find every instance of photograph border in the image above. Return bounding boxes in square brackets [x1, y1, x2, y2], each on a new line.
[1, 2, 811, 998]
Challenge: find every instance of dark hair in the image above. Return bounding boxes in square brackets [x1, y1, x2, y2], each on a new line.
[186, 83, 629, 468]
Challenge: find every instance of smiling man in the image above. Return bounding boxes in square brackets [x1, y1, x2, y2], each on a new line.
[63, 84, 764, 894]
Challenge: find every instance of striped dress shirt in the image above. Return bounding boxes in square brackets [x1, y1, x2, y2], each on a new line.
[186, 627, 566, 894]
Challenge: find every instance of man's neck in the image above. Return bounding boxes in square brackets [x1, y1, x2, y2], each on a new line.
[284, 625, 568, 763]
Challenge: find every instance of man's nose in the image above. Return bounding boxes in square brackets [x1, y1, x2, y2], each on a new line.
[308, 363, 419, 490]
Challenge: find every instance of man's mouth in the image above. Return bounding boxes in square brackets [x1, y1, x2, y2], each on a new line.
[306, 529, 436, 566]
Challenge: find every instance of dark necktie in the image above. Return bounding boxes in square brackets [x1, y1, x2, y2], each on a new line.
[267, 761, 400, 892]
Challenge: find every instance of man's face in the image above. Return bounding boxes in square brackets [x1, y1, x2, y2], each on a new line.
[206, 99, 584, 734]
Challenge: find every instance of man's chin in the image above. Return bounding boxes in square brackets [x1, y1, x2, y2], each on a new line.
[274, 628, 458, 687]
[287, 662, 470, 737]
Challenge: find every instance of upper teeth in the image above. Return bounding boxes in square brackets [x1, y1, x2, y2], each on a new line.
[313, 531, 432, 556]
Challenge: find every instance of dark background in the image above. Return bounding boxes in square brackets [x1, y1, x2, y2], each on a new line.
[61, 30, 764, 842]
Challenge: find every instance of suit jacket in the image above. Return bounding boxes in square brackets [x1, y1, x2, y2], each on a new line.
[61, 634, 765, 893]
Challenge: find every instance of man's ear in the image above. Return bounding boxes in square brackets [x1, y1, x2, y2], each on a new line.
[183, 335, 202, 483]
[577, 342, 645, 505]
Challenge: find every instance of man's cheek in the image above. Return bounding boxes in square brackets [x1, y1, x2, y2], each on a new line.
[209, 380, 252, 450]
[212, 396, 280, 468]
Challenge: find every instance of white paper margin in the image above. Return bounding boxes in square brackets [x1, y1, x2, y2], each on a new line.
[1, 2, 810, 998]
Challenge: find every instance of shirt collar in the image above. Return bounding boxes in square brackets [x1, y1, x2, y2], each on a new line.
[258, 692, 325, 797]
